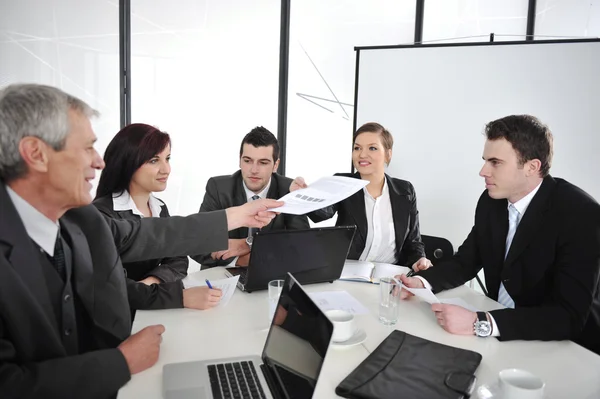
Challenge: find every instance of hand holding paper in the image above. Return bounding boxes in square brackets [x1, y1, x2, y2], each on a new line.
[268, 176, 368, 215]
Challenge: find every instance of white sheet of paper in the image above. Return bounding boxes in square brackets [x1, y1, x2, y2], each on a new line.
[402, 284, 440, 304]
[183, 275, 239, 307]
[371, 263, 410, 283]
[440, 297, 480, 312]
[268, 176, 369, 215]
[309, 290, 370, 315]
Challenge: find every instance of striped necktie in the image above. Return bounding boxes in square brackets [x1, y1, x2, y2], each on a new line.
[52, 230, 67, 282]
[498, 204, 520, 308]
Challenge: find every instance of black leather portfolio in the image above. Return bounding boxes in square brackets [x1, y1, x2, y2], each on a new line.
[336, 330, 483, 399]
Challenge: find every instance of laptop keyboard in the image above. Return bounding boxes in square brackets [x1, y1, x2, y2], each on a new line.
[207, 361, 266, 399]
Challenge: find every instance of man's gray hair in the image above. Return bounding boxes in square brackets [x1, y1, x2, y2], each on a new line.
[0, 83, 99, 182]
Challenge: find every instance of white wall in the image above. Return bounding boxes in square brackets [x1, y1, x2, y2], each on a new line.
[355, 40, 600, 249]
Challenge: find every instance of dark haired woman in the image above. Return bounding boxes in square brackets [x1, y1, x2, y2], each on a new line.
[291, 122, 431, 270]
[94, 123, 188, 285]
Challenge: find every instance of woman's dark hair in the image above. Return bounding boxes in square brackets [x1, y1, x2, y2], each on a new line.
[95, 123, 170, 199]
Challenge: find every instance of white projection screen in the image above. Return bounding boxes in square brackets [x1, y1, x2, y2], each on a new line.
[354, 39, 600, 249]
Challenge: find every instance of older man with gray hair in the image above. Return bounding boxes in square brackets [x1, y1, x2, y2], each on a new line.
[0, 83, 281, 398]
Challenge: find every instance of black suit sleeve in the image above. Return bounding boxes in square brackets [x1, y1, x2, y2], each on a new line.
[306, 203, 338, 223]
[417, 195, 485, 290]
[126, 278, 184, 310]
[147, 205, 189, 282]
[418, 225, 483, 291]
[0, 316, 130, 398]
[191, 178, 235, 267]
[399, 183, 426, 265]
[490, 201, 600, 342]
[105, 209, 228, 264]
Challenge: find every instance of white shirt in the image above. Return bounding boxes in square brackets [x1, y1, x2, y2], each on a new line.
[6, 185, 59, 256]
[112, 191, 163, 218]
[242, 178, 271, 202]
[359, 179, 397, 264]
[418, 180, 543, 337]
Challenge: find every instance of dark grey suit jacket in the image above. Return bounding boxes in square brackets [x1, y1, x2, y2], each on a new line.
[308, 172, 425, 266]
[192, 170, 310, 267]
[0, 184, 228, 398]
[417, 176, 600, 354]
[93, 194, 188, 283]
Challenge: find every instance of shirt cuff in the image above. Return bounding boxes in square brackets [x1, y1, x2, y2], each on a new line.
[414, 276, 433, 290]
[488, 312, 500, 337]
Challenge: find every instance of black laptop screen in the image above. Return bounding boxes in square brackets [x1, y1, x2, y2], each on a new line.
[261, 274, 334, 398]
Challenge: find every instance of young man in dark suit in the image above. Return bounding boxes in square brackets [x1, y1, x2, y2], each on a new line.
[0, 84, 281, 398]
[192, 126, 309, 268]
[399, 114, 600, 355]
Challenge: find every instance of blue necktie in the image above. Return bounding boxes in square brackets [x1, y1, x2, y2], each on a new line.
[498, 204, 519, 308]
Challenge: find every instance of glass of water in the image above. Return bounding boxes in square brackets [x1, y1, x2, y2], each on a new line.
[268, 279, 285, 322]
[379, 277, 400, 325]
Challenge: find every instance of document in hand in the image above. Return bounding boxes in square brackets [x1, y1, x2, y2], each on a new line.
[267, 176, 368, 215]
[340, 259, 410, 284]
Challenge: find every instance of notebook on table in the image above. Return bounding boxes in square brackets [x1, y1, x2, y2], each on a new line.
[162, 272, 335, 399]
[339, 260, 410, 284]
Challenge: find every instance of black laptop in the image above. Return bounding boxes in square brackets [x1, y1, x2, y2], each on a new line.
[225, 226, 356, 292]
[163, 272, 335, 399]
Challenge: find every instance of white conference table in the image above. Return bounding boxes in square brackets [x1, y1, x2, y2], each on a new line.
[118, 267, 600, 399]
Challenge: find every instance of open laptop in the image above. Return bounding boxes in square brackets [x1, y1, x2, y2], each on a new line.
[163, 272, 335, 399]
[224, 226, 356, 292]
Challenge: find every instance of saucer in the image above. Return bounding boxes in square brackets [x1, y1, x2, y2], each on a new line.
[473, 383, 551, 399]
[331, 328, 367, 347]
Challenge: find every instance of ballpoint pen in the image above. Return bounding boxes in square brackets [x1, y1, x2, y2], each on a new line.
[205, 279, 213, 289]
[406, 269, 416, 278]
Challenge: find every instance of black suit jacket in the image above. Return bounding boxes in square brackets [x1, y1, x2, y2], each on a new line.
[0, 184, 228, 398]
[418, 176, 600, 354]
[192, 170, 310, 267]
[309, 172, 425, 266]
[93, 194, 188, 283]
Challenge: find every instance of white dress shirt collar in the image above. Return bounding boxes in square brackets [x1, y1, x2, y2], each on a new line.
[508, 180, 543, 216]
[112, 191, 163, 218]
[6, 185, 59, 256]
[243, 177, 272, 202]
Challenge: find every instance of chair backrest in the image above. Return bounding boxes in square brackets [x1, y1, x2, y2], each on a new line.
[421, 235, 454, 265]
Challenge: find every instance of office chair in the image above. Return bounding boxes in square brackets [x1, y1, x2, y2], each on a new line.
[421, 234, 488, 296]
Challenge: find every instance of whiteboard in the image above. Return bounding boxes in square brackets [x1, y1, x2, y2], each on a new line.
[355, 40, 600, 248]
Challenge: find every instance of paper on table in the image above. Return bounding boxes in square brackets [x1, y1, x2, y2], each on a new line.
[309, 291, 369, 315]
[440, 297, 480, 312]
[183, 275, 239, 307]
[371, 263, 410, 283]
[268, 176, 368, 215]
[402, 285, 440, 304]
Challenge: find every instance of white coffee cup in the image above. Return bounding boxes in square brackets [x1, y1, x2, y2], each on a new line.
[498, 368, 545, 399]
[325, 310, 356, 342]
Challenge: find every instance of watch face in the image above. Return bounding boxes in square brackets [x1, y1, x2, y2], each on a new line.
[246, 236, 253, 246]
[475, 321, 492, 337]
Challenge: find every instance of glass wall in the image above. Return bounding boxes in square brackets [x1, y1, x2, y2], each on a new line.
[286, 1, 416, 192]
[535, 0, 600, 39]
[0, 0, 120, 194]
[130, 0, 280, 216]
[423, 0, 529, 43]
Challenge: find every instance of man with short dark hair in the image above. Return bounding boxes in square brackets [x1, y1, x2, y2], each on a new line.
[192, 126, 309, 268]
[0, 83, 281, 398]
[399, 115, 600, 355]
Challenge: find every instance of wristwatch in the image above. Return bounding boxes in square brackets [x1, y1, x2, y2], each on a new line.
[246, 236, 253, 249]
[473, 312, 492, 337]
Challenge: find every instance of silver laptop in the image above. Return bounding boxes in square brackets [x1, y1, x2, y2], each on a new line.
[162, 272, 335, 399]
